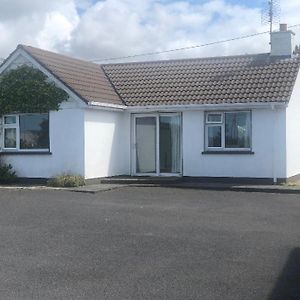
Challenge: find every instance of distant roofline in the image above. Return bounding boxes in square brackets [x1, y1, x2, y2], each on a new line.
[18, 44, 98, 67]
[100, 53, 271, 66]
[14, 45, 299, 68]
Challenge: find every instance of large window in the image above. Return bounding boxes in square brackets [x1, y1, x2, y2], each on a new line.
[205, 111, 251, 150]
[2, 114, 49, 151]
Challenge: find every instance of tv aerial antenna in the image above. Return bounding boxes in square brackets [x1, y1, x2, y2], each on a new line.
[261, 0, 281, 45]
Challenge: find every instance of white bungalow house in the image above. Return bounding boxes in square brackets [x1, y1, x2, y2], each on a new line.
[0, 24, 300, 183]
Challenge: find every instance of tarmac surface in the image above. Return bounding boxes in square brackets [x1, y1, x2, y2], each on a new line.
[0, 186, 300, 299]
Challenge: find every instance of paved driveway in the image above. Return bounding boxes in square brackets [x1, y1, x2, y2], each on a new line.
[0, 187, 300, 300]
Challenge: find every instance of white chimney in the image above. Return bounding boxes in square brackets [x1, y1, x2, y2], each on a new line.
[270, 24, 295, 57]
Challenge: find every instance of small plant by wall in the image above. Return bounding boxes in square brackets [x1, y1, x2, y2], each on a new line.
[0, 158, 17, 183]
[47, 174, 85, 187]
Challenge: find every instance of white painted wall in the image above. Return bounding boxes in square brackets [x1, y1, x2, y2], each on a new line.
[0, 50, 86, 178]
[2, 107, 85, 178]
[1, 48, 296, 180]
[271, 30, 295, 57]
[286, 71, 300, 178]
[84, 109, 130, 179]
[182, 109, 287, 179]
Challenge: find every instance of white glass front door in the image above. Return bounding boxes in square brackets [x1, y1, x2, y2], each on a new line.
[133, 113, 181, 176]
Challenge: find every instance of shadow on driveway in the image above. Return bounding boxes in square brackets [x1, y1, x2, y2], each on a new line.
[268, 248, 300, 300]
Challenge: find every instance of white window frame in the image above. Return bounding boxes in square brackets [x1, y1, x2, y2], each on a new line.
[205, 124, 223, 149]
[206, 112, 223, 124]
[1, 113, 50, 152]
[205, 111, 252, 151]
[132, 113, 182, 176]
[2, 115, 19, 150]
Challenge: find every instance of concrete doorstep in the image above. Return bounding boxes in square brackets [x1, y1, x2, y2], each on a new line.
[71, 181, 300, 194]
[0, 180, 300, 194]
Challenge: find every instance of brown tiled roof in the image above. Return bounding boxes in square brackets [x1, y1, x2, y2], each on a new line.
[102, 53, 300, 106]
[19, 45, 300, 107]
[20, 45, 123, 106]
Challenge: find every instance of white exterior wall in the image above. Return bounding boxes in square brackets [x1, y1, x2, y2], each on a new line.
[182, 108, 286, 179]
[271, 30, 295, 57]
[286, 72, 300, 178]
[0, 51, 86, 178]
[2, 107, 85, 178]
[84, 109, 130, 179]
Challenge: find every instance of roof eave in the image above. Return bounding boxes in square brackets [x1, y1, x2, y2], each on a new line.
[87, 101, 127, 111]
[127, 101, 288, 112]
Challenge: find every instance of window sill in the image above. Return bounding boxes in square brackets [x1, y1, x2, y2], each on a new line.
[202, 150, 254, 155]
[0, 151, 52, 155]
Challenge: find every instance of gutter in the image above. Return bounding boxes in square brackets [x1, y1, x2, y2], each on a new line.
[127, 102, 288, 112]
[271, 104, 278, 184]
[87, 101, 127, 111]
[86, 101, 288, 112]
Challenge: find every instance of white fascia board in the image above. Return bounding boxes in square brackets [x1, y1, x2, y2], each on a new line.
[1, 49, 127, 112]
[87, 101, 127, 111]
[127, 102, 288, 112]
[1, 48, 87, 109]
[0, 49, 22, 74]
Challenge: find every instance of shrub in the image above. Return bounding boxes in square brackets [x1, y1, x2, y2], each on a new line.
[0, 163, 17, 182]
[47, 174, 85, 187]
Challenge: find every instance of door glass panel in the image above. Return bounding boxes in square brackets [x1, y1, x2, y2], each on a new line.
[136, 117, 156, 173]
[159, 115, 181, 173]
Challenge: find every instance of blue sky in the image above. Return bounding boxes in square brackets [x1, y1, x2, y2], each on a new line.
[0, 0, 299, 62]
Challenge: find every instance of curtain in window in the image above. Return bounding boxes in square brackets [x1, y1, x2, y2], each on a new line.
[225, 112, 250, 148]
[170, 116, 181, 173]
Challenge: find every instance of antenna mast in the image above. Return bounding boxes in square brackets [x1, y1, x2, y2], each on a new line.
[262, 0, 281, 47]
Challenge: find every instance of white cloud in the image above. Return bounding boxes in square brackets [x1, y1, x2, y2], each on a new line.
[0, 0, 299, 62]
[0, 0, 78, 58]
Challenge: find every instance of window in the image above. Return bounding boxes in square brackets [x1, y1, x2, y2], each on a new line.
[2, 114, 49, 151]
[205, 111, 251, 150]
[3, 115, 17, 149]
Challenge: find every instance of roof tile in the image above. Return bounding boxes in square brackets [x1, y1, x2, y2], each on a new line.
[103, 53, 300, 106]
[20, 45, 123, 106]
[20, 45, 300, 107]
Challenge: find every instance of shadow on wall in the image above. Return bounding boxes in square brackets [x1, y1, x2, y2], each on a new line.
[268, 248, 300, 300]
[86, 111, 130, 178]
[108, 112, 131, 177]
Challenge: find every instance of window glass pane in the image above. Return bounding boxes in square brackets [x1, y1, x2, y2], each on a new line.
[4, 116, 16, 124]
[159, 115, 181, 173]
[207, 126, 222, 147]
[20, 114, 49, 149]
[207, 113, 222, 123]
[225, 112, 251, 148]
[136, 117, 156, 173]
[4, 128, 16, 148]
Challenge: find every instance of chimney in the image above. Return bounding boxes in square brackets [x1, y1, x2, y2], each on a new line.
[270, 23, 295, 57]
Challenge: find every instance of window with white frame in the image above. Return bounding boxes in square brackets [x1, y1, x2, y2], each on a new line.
[205, 111, 251, 150]
[2, 113, 49, 151]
